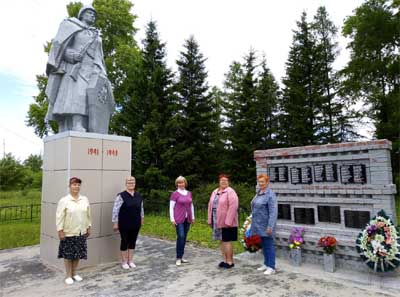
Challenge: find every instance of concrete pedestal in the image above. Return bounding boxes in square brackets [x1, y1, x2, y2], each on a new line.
[40, 131, 131, 269]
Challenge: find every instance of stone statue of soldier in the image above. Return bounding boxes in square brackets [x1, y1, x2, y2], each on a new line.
[45, 5, 115, 134]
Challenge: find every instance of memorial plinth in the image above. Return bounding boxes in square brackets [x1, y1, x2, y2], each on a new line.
[40, 131, 131, 269]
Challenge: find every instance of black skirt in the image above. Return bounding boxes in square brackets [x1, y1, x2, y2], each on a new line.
[222, 227, 238, 242]
[58, 235, 87, 260]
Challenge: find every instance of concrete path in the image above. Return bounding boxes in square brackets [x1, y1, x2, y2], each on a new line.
[0, 236, 398, 297]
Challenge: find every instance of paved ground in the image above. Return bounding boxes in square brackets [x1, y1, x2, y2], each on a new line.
[0, 236, 399, 297]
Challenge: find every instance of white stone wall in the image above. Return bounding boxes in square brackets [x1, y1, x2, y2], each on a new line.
[254, 140, 397, 271]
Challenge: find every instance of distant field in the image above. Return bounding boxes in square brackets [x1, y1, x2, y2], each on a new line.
[0, 190, 41, 206]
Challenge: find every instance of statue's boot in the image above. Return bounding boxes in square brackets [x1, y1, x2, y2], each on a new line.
[72, 115, 87, 132]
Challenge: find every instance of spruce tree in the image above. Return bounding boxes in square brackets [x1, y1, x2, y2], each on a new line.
[132, 21, 174, 194]
[163, 36, 221, 186]
[311, 6, 359, 143]
[223, 49, 259, 183]
[279, 12, 318, 146]
[254, 57, 280, 149]
[223, 51, 280, 183]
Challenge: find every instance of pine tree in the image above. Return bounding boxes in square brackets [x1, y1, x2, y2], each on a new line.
[163, 36, 221, 186]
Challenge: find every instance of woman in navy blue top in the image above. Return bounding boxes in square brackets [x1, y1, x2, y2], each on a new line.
[112, 176, 144, 269]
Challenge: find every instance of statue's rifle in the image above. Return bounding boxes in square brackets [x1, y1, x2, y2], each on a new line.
[70, 31, 98, 81]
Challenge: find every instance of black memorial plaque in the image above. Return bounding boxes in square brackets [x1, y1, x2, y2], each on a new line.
[313, 164, 325, 182]
[294, 208, 315, 225]
[344, 210, 370, 228]
[340, 164, 367, 184]
[290, 167, 301, 184]
[352, 164, 367, 184]
[278, 166, 288, 182]
[278, 204, 291, 220]
[269, 167, 278, 182]
[324, 164, 338, 182]
[313, 163, 338, 182]
[318, 206, 341, 223]
[340, 165, 353, 184]
[300, 166, 312, 184]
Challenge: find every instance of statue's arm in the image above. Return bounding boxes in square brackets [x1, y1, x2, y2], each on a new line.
[63, 37, 83, 64]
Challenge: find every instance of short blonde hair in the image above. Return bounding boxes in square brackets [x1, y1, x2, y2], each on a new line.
[125, 176, 136, 184]
[175, 176, 188, 187]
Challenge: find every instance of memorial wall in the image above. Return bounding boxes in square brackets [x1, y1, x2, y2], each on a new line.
[254, 140, 397, 271]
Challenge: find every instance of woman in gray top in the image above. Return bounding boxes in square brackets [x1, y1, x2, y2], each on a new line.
[250, 173, 278, 275]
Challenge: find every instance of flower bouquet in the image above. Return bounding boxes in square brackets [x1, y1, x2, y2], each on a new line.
[318, 236, 337, 254]
[288, 227, 305, 266]
[289, 227, 305, 249]
[240, 215, 262, 253]
[356, 210, 400, 273]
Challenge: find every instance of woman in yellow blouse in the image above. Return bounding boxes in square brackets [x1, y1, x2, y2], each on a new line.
[56, 177, 91, 285]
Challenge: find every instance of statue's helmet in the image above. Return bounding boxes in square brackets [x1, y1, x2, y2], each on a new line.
[78, 4, 96, 20]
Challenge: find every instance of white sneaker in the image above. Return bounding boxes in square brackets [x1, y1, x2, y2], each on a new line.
[176, 259, 182, 266]
[65, 277, 74, 285]
[181, 259, 189, 263]
[128, 262, 136, 268]
[264, 267, 276, 275]
[121, 263, 130, 269]
[257, 265, 268, 271]
[72, 275, 83, 282]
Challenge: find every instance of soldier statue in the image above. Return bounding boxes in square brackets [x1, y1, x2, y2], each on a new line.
[45, 5, 115, 134]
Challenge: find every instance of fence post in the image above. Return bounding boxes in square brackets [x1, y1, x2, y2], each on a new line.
[30, 204, 33, 222]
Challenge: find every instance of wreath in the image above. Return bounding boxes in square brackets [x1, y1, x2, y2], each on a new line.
[240, 215, 262, 253]
[356, 210, 400, 272]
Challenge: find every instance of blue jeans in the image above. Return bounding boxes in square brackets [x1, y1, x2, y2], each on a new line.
[176, 219, 190, 259]
[261, 237, 276, 269]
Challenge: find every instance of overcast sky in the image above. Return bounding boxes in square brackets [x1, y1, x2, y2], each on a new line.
[0, 0, 367, 160]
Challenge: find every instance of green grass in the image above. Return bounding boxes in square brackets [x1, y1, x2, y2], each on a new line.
[0, 190, 41, 206]
[0, 197, 399, 251]
[0, 218, 41, 250]
[141, 214, 244, 254]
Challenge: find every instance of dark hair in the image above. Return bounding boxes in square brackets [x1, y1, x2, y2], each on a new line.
[218, 174, 230, 181]
[69, 177, 82, 185]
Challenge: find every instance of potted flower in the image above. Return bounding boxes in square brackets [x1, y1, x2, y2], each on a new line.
[318, 236, 337, 272]
[289, 227, 305, 266]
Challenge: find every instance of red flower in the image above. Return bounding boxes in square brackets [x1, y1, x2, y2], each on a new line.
[318, 236, 337, 254]
[244, 235, 262, 252]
